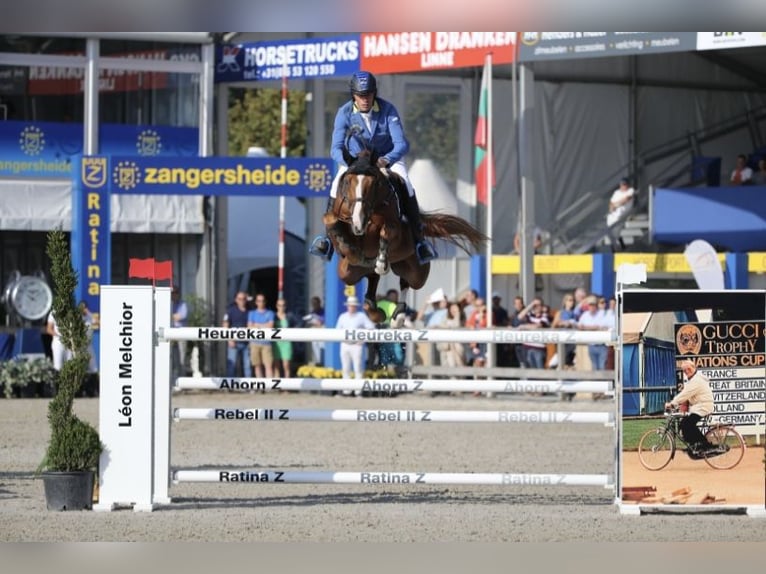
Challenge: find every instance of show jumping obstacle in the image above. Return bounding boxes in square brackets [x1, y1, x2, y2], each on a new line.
[94, 285, 616, 512]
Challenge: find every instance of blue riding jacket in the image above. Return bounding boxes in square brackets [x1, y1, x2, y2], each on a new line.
[330, 97, 410, 167]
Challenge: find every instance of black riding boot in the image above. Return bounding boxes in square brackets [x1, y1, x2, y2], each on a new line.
[309, 196, 336, 260]
[404, 194, 437, 264]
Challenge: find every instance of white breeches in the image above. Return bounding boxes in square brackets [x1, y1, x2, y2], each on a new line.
[330, 160, 414, 198]
[340, 343, 365, 379]
[51, 337, 72, 371]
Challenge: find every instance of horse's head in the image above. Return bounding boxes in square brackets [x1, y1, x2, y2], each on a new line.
[338, 148, 388, 236]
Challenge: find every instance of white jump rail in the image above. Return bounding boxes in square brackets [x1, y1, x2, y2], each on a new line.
[173, 407, 614, 424]
[161, 326, 615, 345]
[95, 286, 616, 512]
[173, 470, 612, 487]
[175, 376, 613, 395]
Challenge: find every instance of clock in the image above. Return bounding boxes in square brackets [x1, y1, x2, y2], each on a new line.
[8, 275, 53, 322]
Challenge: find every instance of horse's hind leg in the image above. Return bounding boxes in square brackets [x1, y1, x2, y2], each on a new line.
[375, 236, 390, 275]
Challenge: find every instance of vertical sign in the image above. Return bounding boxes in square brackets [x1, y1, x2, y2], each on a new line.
[675, 320, 766, 435]
[72, 155, 111, 367]
[94, 285, 155, 511]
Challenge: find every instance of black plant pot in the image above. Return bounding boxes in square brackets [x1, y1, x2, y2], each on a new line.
[42, 471, 95, 511]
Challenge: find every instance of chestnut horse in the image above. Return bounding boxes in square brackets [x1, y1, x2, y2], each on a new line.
[323, 148, 487, 320]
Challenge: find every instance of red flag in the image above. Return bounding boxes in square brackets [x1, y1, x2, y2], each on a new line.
[154, 260, 173, 281]
[129, 258, 156, 280]
[474, 54, 495, 206]
[129, 258, 173, 285]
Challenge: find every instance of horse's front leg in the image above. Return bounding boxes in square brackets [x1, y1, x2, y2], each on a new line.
[375, 234, 390, 275]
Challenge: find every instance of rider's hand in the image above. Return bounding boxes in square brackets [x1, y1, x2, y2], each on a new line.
[377, 157, 389, 168]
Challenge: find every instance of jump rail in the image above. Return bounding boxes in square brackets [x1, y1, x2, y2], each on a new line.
[173, 470, 612, 487]
[161, 326, 615, 345]
[175, 377, 614, 394]
[173, 407, 614, 425]
[95, 286, 617, 512]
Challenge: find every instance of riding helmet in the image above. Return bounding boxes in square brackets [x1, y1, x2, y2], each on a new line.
[349, 71, 377, 96]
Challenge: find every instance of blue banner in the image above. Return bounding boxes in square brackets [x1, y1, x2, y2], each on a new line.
[215, 35, 360, 83]
[100, 155, 333, 197]
[0, 120, 198, 178]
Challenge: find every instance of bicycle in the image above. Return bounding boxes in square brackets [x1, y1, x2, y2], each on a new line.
[637, 407, 746, 471]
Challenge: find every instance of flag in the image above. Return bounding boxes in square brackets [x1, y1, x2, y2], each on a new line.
[474, 54, 495, 206]
[128, 258, 173, 285]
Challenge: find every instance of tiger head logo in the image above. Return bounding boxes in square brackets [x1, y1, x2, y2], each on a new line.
[676, 324, 702, 355]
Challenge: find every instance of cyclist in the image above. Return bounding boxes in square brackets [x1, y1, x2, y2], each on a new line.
[665, 359, 715, 457]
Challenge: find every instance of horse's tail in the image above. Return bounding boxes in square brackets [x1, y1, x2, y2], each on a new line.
[421, 213, 489, 254]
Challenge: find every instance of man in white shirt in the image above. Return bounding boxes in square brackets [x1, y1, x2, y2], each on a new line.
[335, 296, 376, 387]
[606, 178, 636, 227]
[729, 154, 753, 185]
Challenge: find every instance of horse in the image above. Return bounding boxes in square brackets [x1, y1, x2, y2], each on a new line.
[323, 148, 488, 322]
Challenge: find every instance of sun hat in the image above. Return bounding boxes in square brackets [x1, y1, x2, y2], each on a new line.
[427, 288, 446, 304]
[345, 295, 360, 306]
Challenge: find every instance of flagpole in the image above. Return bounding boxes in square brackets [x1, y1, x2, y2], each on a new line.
[484, 53, 495, 369]
[278, 60, 288, 301]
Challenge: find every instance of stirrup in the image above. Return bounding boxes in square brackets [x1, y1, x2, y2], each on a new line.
[415, 240, 438, 264]
[309, 235, 334, 261]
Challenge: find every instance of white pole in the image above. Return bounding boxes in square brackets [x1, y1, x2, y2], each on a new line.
[162, 326, 614, 344]
[174, 470, 612, 487]
[175, 376, 614, 395]
[174, 408, 614, 424]
[278, 60, 288, 300]
[484, 53, 495, 371]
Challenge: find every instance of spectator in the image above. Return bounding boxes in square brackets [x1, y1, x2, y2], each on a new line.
[170, 286, 189, 380]
[417, 288, 448, 327]
[577, 294, 610, 373]
[304, 296, 325, 366]
[436, 301, 465, 371]
[335, 295, 376, 391]
[513, 226, 543, 253]
[751, 158, 766, 185]
[273, 298, 293, 379]
[465, 297, 489, 368]
[46, 310, 71, 371]
[248, 293, 275, 378]
[572, 287, 589, 321]
[517, 297, 550, 369]
[508, 295, 526, 368]
[458, 288, 479, 320]
[606, 178, 636, 227]
[552, 293, 578, 367]
[491, 291, 511, 366]
[223, 291, 252, 378]
[730, 154, 753, 186]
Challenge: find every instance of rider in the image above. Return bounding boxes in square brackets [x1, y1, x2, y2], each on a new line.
[309, 70, 438, 264]
[665, 359, 715, 456]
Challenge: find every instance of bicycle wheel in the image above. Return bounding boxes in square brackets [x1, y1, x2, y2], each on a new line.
[638, 428, 675, 470]
[704, 425, 746, 470]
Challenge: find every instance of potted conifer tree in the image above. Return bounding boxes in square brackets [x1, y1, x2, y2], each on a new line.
[39, 229, 103, 510]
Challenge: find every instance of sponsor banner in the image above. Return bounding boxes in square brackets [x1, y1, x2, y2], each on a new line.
[26, 48, 201, 95]
[697, 32, 766, 51]
[215, 35, 360, 83]
[0, 121, 198, 178]
[88, 155, 333, 197]
[518, 32, 696, 62]
[675, 320, 765, 433]
[72, 156, 110, 329]
[360, 32, 516, 74]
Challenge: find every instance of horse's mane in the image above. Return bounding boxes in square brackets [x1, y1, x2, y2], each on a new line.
[343, 148, 380, 176]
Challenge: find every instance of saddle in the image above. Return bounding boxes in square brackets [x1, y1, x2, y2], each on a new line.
[379, 168, 406, 222]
